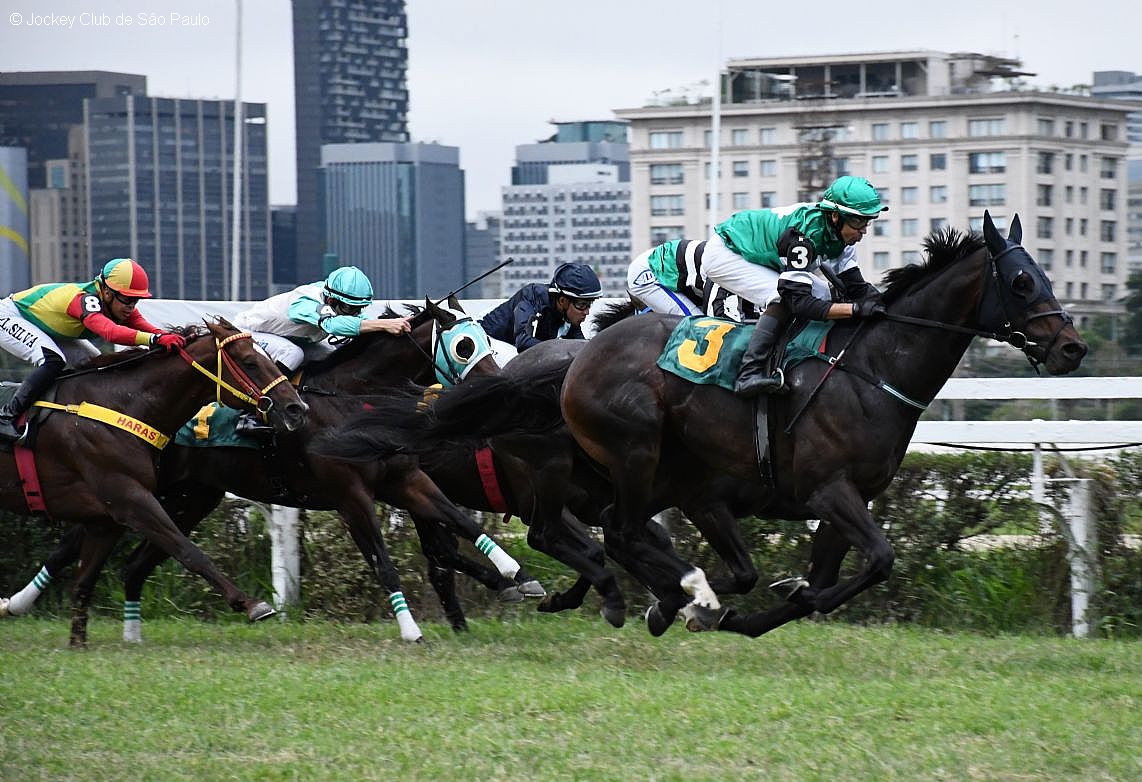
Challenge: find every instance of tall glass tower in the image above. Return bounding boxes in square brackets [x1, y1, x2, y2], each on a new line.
[291, 0, 409, 285]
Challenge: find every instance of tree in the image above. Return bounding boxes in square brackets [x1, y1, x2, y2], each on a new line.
[1122, 270, 1142, 356]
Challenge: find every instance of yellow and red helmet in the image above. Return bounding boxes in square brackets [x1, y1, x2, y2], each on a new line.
[98, 258, 153, 298]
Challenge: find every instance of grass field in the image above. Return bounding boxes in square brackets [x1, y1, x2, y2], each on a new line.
[1, 614, 1138, 781]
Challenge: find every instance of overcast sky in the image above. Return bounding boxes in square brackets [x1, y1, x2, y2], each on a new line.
[2, 0, 1137, 217]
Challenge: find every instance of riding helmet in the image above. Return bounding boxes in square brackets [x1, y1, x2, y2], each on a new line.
[549, 262, 604, 299]
[98, 258, 153, 298]
[818, 175, 889, 217]
[324, 266, 374, 307]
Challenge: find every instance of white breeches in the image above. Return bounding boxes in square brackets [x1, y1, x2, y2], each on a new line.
[248, 331, 335, 372]
[626, 249, 701, 316]
[0, 298, 101, 366]
[699, 233, 781, 309]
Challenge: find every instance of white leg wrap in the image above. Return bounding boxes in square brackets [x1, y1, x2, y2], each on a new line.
[122, 619, 142, 644]
[475, 533, 519, 578]
[680, 568, 721, 610]
[0, 597, 9, 617]
[7, 566, 51, 616]
[389, 592, 423, 643]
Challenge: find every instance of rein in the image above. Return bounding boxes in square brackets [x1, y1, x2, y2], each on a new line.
[176, 332, 289, 414]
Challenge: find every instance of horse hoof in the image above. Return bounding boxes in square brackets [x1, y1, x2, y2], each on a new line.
[515, 579, 547, 598]
[769, 576, 809, 602]
[682, 603, 724, 632]
[451, 621, 470, 633]
[0, 597, 9, 617]
[248, 602, 277, 622]
[601, 604, 626, 628]
[497, 586, 524, 603]
[536, 595, 559, 614]
[645, 603, 673, 637]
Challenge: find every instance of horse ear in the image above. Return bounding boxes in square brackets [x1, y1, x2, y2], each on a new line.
[1007, 214, 1023, 245]
[981, 210, 1006, 256]
[447, 293, 463, 312]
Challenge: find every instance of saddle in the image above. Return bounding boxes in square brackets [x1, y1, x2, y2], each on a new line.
[0, 381, 59, 452]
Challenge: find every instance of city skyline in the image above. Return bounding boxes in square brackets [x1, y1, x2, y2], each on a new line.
[1, 0, 1138, 219]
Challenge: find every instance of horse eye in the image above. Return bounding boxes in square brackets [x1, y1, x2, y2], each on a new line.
[453, 336, 475, 361]
[1011, 270, 1034, 298]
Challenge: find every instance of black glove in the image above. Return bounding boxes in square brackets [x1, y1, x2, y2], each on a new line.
[852, 299, 887, 319]
[777, 228, 815, 271]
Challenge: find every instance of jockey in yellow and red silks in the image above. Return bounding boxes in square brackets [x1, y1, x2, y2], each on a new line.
[0, 258, 187, 443]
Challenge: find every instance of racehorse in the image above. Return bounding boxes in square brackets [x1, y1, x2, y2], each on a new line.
[0, 319, 308, 646]
[2, 301, 539, 643]
[558, 213, 1087, 636]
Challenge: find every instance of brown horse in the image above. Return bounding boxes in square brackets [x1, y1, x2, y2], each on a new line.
[558, 213, 1087, 635]
[0, 319, 307, 645]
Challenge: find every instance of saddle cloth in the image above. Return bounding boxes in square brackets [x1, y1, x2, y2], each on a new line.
[656, 316, 834, 390]
[174, 403, 263, 449]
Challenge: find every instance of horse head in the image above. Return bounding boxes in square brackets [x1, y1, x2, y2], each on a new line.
[198, 318, 309, 431]
[413, 297, 498, 386]
[978, 211, 1088, 375]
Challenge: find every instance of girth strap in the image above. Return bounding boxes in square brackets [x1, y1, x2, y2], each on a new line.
[474, 445, 508, 513]
[32, 400, 171, 449]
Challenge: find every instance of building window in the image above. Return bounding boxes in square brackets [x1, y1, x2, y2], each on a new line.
[1080, 122, 1089, 139]
[930, 217, 949, 232]
[650, 195, 684, 216]
[929, 120, 947, 138]
[900, 187, 918, 204]
[649, 163, 683, 185]
[1065, 217, 1074, 236]
[1102, 283, 1117, 301]
[1037, 118, 1055, 136]
[873, 251, 890, 269]
[1080, 186, 1088, 205]
[732, 160, 749, 177]
[901, 154, 918, 172]
[968, 151, 1006, 173]
[901, 218, 919, 236]
[1080, 218, 1088, 236]
[1065, 185, 1074, 204]
[704, 130, 713, 147]
[902, 250, 922, 264]
[930, 185, 948, 203]
[1080, 251, 1088, 268]
[1065, 120, 1075, 138]
[1065, 249, 1074, 267]
[872, 155, 889, 174]
[1100, 253, 1117, 274]
[760, 191, 776, 208]
[873, 220, 889, 237]
[732, 192, 749, 209]
[1100, 189, 1116, 210]
[1036, 216, 1053, 239]
[704, 162, 722, 179]
[1036, 151, 1054, 174]
[1101, 123, 1119, 141]
[968, 118, 1005, 136]
[970, 215, 1007, 232]
[1080, 155, 1089, 173]
[871, 123, 890, 141]
[649, 131, 683, 149]
[929, 153, 947, 170]
[759, 127, 776, 145]
[1064, 153, 1073, 171]
[1100, 221, 1116, 242]
[1038, 248, 1053, 270]
[968, 184, 1006, 206]
[731, 128, 749, 145]
[650, 225, 684, 244]
[1036, 184, 1053, 207]
[834, 157, 850, 176]
[1100, 157, 1119, 179]
[900, 122, 919, 139]
[759, 159, 777, 176]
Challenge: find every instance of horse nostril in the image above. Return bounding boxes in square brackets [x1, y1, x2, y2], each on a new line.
[1063, 341, 1088, 359]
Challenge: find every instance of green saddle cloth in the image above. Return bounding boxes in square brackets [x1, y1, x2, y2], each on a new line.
[656, 316, 835, 391]
[174, 403, 263, 449]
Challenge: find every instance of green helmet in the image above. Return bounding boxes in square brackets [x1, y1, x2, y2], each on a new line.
[324, 266, 373, 307]
[818, 176, 888, 217]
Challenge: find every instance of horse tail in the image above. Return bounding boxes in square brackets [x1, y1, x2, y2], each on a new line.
[591, 300, 640, 332]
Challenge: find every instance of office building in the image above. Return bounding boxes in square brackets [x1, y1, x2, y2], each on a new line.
[512, 120, 630, 184]
[28, 125, 86, 284]
[84, 95, 271, 299]
[465, 211, 502, 297]
[271, 206, 298, 291]
[1092, 71, 1142, 273]
[0, 146, 29, 294]
[292, 0, 409, 285]
[615, 50, 1132, 325]
[321, 142, 464, 299]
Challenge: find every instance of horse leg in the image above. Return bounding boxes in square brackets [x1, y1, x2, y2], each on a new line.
[405, 511, 472, 632]
[530, 508, 626, 627]
[1, 523, 86, 617]
[337, 488, 423, 643]
[68, 524, 125, 648]
[802, 481, 895, 614]
[112, 489, 275, 622]
[683, 503, 759, 595]
[717, 522, 851, 638]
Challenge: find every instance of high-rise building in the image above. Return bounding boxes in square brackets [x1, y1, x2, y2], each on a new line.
[464, 211, 502, 297]
[28, 125, 86, 284]
[321, 142, 464, 299]
[0, 146, 29, 294]
[0, 71, 146, 189]
[615, 50, 1133, 326]
[1092, 71, 1142, 273]
[84, 95, 271, 299]
[271, 206, 298, 292]
[512, 120, 630, 185]
[292, 0, 409, 286]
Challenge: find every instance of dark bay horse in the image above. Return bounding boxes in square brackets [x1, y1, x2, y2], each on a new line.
[3, 301, 537, 643]
[558, 213, 1087, 636]
[0, 319, 308, 645]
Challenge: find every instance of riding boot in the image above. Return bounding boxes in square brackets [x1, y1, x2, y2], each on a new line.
[734, 303, 791, 397]
[235, 411, 274, 439]
[0, 355, 66, 444]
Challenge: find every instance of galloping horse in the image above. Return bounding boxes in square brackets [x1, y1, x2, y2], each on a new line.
[0, 319, 308, 645]
[3, 301, 537, 643]
[558, 213, 1087, 635]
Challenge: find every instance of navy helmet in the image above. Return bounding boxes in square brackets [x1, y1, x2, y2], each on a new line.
[549, 262, 603, 299]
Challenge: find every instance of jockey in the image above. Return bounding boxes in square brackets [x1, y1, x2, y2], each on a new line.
[626, 239, 707, 316]
[0, 258, 187, 444]
[233, 265, 410, 373]
[479, 262, 603, 353]
[700, 175, 888, 396]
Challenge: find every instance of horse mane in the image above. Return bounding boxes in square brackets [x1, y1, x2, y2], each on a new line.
[71, 324, 205, 370]
[302, 305, 423, 376]
[880, 228, 987, 305]
[591, 300, 640, 332]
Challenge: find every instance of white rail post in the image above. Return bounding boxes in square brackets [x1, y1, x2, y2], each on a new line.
[1058, 479, 1095, 638]
[269, 505, 300, 614]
